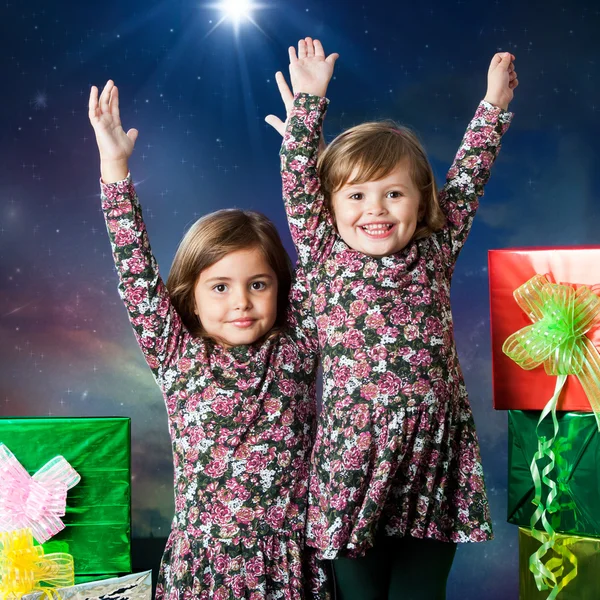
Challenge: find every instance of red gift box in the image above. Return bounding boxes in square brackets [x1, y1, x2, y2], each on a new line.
[489, 247, 600, 411]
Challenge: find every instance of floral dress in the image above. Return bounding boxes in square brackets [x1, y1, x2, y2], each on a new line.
[280, 94, 512, 560]
[100, 176, 330, 599]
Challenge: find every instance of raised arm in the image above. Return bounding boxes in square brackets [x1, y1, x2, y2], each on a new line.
[90, 81, 188, 384]
[438, 53, 517, 261]
[278, 38, 338, 266]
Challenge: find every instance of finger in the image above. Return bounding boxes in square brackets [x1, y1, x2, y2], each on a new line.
[99, 80, 114, 113]
[275, 71, 294, 109]
[109, 84, 120, 117]
[509, 78, 519, 90]
[88, 86, 99, 119]
[490, 53, 503, 68]
[509, 70, 517, 81]
[288, 46, 298, 63]
[305, 37, 314, 57]
[325, 52, 339, 67]
[264, 115, 286, 137]
[126, 128, 139, 145]
[313, 39, 325, 58]
[297, 39, 306, 59]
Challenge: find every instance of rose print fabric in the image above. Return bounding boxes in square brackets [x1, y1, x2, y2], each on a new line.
[280, 94, 512, 560]
[101, 176, 329, 599]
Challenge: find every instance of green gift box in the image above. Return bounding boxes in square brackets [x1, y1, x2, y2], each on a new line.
[0, 417, 131, 576]
[508, 410, 600, 538]
[519, 527, 600, 599]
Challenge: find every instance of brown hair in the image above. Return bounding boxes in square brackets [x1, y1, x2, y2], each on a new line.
[318, 120, 446, 240]
[166, 209, 293, 340]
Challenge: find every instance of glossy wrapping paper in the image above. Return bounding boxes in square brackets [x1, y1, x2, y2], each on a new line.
[0, 417, 131, 576]
[489, 247, 600, 411]
[519, 528, 600, 600]
[507, 410, 600, 537]
[21, 570, 152, 600]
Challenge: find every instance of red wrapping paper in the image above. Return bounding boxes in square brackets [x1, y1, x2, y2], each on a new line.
[489, 247, 600, 411]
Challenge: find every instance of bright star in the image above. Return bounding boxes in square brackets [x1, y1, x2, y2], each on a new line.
[205, 0, 266, 36]
[220, 0, 253, 23]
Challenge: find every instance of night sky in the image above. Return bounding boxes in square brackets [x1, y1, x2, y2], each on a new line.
[1, 0, 599, 597]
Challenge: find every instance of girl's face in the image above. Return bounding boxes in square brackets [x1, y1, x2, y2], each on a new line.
[331, 158, 421, 258]
[194, 247, 278, 347]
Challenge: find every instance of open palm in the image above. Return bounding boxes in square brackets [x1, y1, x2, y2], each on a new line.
[289, 37, 338, 97]
[88, 80, 138, 163]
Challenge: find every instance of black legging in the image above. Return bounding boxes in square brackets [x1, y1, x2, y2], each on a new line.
[332, 535, 457, 600]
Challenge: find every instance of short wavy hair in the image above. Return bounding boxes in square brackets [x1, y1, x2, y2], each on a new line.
[318, 120, 446, 240]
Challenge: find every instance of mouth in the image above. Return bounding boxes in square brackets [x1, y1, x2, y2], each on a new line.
[229, 318, 256, 329]
[359, 223, 395, 239]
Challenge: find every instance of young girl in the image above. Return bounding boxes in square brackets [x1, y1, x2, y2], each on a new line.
[270, 39, 518, 599]
[88, 81, 330, 600]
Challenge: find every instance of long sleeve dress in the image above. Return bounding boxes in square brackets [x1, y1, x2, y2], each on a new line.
[280, 94, 512, 560]
[100, 176, 329, 599]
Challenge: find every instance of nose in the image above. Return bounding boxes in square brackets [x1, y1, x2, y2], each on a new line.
[232, 287, 252, 310]
[365, 196, 387, 216]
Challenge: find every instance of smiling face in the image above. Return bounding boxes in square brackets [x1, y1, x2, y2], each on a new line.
[193, 247, 278, 347]
[331, 158, 422, 258]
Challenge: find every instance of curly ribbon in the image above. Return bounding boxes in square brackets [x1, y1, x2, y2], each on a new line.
[503, 274, 600, 598]
[0, 444, 81, 544]
[0, 528, 74, 599]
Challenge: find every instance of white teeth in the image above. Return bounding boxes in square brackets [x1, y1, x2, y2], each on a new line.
[362, 224, 392, 231]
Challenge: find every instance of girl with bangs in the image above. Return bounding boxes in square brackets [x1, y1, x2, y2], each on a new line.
[266, 38, 518, 599]
[88, 80, 330, 600]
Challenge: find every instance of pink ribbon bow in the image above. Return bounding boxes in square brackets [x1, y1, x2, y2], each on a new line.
[0, 444, 80, 544]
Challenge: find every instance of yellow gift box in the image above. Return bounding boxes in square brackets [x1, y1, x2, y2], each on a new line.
[519, 527, 600, 599]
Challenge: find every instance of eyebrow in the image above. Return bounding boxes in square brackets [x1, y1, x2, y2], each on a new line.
[203, 273, 275, 284]
[343, 181, 410, 189]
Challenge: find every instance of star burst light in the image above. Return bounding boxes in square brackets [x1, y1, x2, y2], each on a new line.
[205, 0, 266, 36]
[220, 0, 253, 23]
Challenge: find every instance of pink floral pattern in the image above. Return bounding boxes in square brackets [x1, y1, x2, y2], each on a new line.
[101, 177, 330, 599]
[280, 94, 512, 559]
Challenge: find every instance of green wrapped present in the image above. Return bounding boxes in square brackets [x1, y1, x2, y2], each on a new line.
[519, 527, 600, 599]
[22, 570, 151, 600]
[0, 417, 131, 576]
[508, 410, 600, 538]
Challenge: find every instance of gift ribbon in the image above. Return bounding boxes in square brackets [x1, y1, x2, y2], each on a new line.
[0, 444, 80, 544]
[503, 274, 600, 598]
[0, 528, 74, 599]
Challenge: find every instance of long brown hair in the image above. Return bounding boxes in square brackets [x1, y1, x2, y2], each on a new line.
[318, 120, 446, 240]
[167, 209, 293, 339]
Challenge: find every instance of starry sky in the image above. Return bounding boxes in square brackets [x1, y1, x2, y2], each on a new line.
[1, 0, 599, 597]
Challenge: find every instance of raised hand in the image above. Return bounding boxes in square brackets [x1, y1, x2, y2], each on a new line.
[265, 71, 295, 138]
[483, 53, 518, 110]
[88, 80, 138, 183]
[288, 37, 339, 98]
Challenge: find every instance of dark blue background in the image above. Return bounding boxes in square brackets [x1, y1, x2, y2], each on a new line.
[1, 0, 598, 597]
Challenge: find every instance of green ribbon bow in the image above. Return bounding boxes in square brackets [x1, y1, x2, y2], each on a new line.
[503, 274, 600, 599]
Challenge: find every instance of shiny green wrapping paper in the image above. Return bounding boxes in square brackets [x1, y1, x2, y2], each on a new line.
[508, 410, 600, 537]
[0, 417, 131, 575]
[519, 528, 600, 599]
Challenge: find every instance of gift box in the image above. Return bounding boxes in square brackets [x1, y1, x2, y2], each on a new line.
[508, 410, 600, 538]
[0, 417, 131, 576]
[489, 247, 600, 411]
[21, 570, 152, 600]
[518, 528, 599, 599]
